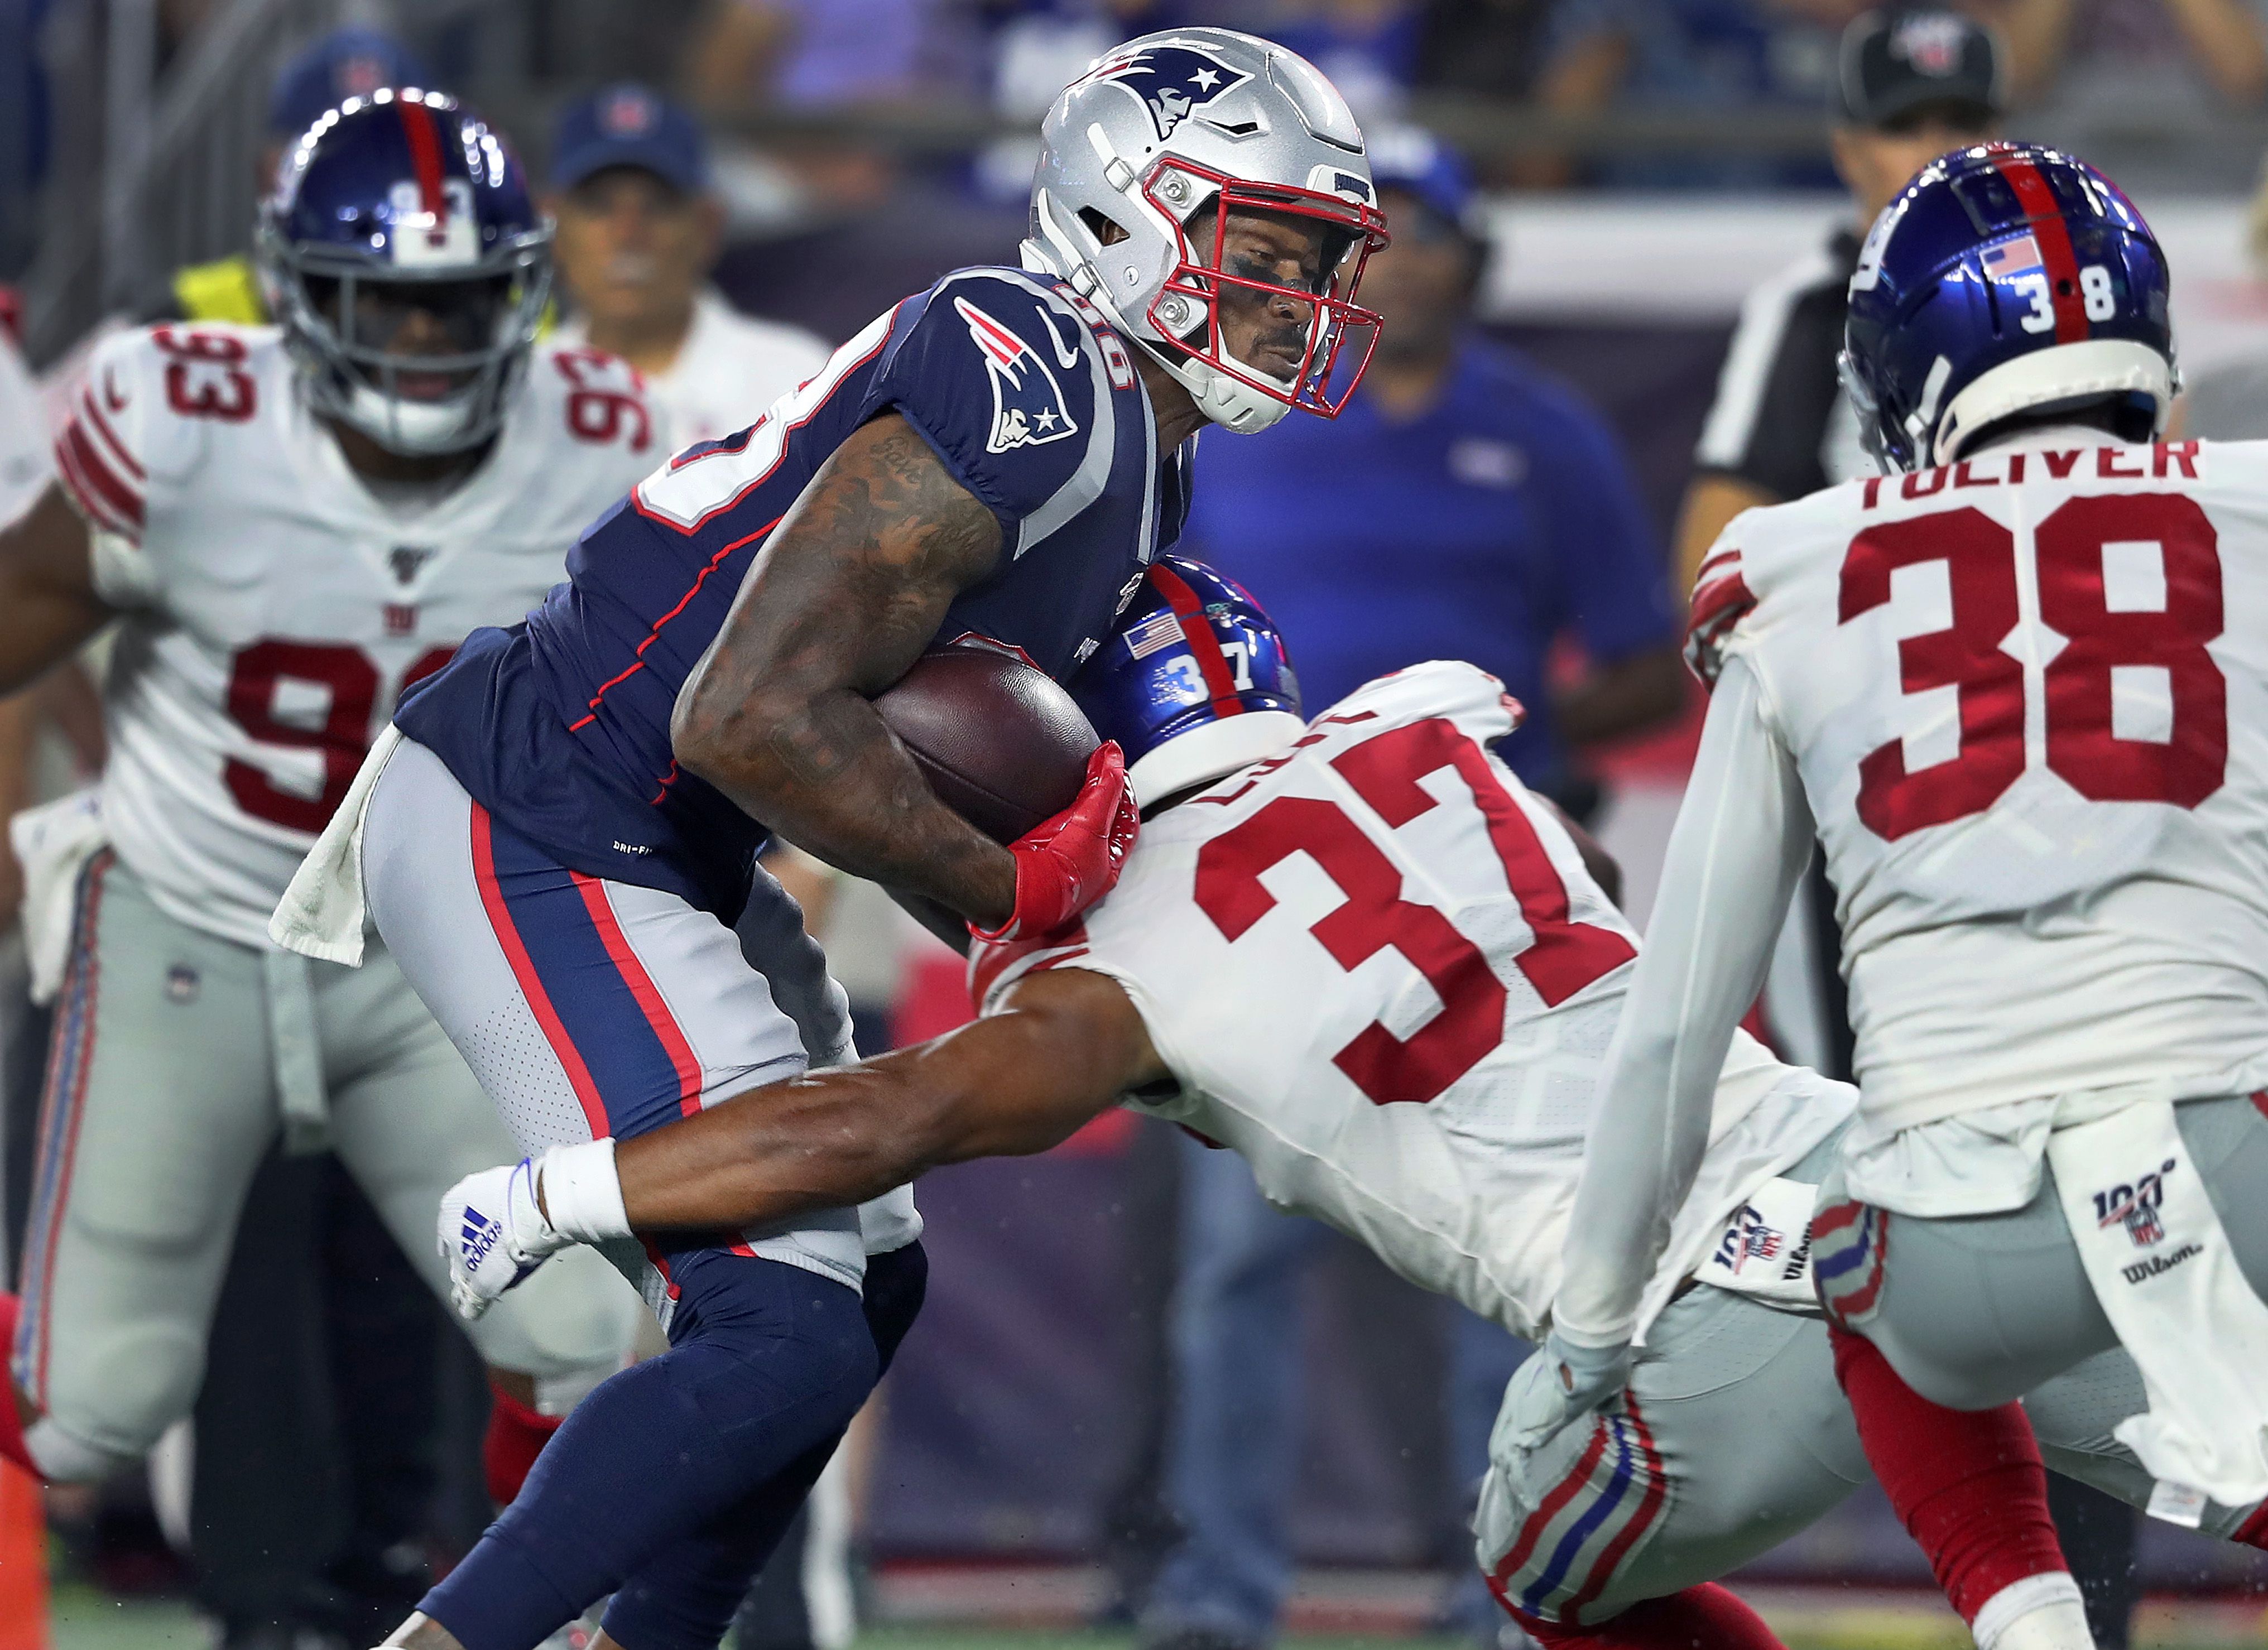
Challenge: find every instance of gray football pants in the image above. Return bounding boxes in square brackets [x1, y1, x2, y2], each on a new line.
[1823, 1094, 2268, 1415]
[12, 852, 640, 1479]
[1478, 1115, 2267, 1629]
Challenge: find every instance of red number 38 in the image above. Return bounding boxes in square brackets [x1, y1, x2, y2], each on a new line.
[1841, 493, 2225, 840]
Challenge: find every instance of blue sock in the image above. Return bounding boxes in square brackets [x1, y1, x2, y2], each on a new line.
[420, 1254, 878, 1650]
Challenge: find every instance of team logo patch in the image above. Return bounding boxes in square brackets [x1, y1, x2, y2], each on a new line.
[2093, 1157, 2176, 1249]
[1891, 13, 1969, 75]
[388, 545, 436, 585]
[335, 52, 390, 102]
[460, 1205, 502, 1270]
[1080, 45, 1254, 140]
[600, 86, 658, 136]
[955, 296, 1079, 454]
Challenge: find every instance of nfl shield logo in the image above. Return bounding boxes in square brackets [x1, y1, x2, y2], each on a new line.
[1892, 15, 1967, 75]
[2122, 1200, 2166, 1248]
[601, 87, 657, 136]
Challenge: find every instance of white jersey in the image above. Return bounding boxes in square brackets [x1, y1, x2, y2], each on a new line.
[559, 291, 830, 451]
[1691, 434, 2268, 1136]
[52, 323, 659, 948]
[979, 663, 1851, 1340]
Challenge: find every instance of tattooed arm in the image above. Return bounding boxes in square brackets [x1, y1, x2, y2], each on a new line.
[672, 413, 1019, 928]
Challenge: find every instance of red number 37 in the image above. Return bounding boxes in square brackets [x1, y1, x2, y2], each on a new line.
[1191, 718, 1635, 1106]
[1841, 493, 2226, 840]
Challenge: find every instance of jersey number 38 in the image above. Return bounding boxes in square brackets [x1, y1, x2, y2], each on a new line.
[1842, 493, 2225, 841]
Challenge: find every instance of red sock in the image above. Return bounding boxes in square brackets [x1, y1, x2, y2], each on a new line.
[1830, 1325, 2069, 1624]
[1517, 1584, 1785, 1649]
[0, 1294, 41, 1482]
[482, 1379, 562, 1507]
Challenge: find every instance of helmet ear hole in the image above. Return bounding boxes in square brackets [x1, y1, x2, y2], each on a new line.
[1080, 207, 1131, 248]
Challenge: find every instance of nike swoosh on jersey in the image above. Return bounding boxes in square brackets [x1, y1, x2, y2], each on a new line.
[1037, 306, 1084, 371]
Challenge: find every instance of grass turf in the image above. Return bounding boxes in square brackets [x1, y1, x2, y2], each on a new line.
[41, 1596, 2268, 1650]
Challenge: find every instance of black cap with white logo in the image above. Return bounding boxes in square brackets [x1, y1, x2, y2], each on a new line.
[1837, 9, 2005, 128]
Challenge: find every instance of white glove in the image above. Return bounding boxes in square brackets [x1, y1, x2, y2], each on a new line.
[438, 1158, 570, 1322]
[1500, 1329, 1634, 1455]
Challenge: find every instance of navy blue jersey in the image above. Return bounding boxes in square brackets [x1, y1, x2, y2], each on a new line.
[399, 267, 1187, 917]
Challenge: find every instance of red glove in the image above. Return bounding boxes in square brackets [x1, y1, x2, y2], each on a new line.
[969, 742, 1139, 944]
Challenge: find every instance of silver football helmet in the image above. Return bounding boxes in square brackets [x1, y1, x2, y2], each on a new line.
[1022, 27, 1390, 434]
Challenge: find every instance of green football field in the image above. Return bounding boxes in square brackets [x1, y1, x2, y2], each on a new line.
[39, 1593, 2268, 1650]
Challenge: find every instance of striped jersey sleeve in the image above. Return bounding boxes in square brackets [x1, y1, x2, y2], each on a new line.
[1684, 537, 1756, 688]
[52, 330, 152, 543]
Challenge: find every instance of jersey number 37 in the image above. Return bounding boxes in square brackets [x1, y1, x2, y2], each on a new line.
[1192, 718, 1635, 1107]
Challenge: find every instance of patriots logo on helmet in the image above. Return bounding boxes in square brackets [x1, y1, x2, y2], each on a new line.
[955, 296, 1079, 454]
[1082, 45, 1255, 141]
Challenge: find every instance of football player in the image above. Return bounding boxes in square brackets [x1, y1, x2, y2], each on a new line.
[1540, 142, 2268, 1650]
[270, 28, 1391, 1650]
[0, 92, 646, 1505]
[436, 557, 2268, 1650]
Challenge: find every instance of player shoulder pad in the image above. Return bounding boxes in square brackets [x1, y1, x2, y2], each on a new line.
[1685, 482, 1863, 687]
[874, 267, 1117, 530]
[1328, 660, 1526, 746]
[54, 325, 210, 543]
[517, 342, 663, 489]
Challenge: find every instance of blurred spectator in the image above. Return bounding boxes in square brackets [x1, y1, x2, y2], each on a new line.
[1147, 128, 1681, 1650]
[2178, 152, 2268, 437]
[1517, 0, 1870, 186]
[1237, 0, 1428, 120]
[1410, 0, 1561, 98]
[547, 83, 830, 446]
[0, 0, 54, 283]
[155, 27, 431, 326]
[1981, 0, 2268, 188]
[1676, 6, 2001, 593]
[683, 0, 982, 108]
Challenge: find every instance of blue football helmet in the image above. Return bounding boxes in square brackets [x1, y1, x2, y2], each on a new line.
[1070, 555, 1303, 809]
[1841, 141, 2175, 473]
[257, 88, 552, 455]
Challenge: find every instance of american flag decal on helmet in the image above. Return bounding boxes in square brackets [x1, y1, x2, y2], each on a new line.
[955, 296, 1079, 455]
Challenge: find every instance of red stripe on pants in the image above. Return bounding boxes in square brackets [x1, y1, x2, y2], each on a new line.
[469, 805, 610, 1139]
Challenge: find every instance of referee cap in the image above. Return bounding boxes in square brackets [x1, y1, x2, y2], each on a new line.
[1837, 9, 2005, 129]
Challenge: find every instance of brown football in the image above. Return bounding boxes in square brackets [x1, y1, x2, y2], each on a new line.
[873, 646, 1098, 844]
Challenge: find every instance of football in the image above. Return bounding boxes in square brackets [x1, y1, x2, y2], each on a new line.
[873, 645, 1099, 844]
